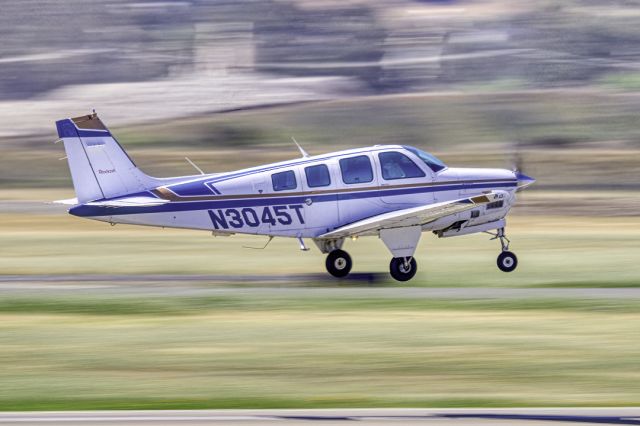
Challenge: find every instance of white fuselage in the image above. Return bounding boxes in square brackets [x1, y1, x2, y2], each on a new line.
[73, 145, 518, 239]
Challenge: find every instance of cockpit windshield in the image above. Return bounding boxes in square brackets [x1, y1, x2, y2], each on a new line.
[403, 146, 447, 172]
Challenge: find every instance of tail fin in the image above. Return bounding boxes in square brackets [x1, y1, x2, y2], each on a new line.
[55, 113, 158, 203]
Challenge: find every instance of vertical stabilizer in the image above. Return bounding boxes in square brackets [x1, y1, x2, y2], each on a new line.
[55, 114, 157, 203]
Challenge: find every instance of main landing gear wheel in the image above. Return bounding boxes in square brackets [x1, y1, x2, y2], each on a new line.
[389, 257, 417, 282]
[326, 249, 352, 278]
[497, 251, 518, 272]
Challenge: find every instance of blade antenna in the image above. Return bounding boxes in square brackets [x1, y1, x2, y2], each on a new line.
[185, 157, 205, 175]
[291, 137, 310, 158]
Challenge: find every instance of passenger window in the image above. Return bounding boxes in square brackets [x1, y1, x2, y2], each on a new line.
[271, 170, 297, 191]
[378, 151, 426, 180]
[339, 155, 373, 184]
[305, 164, 331, 188]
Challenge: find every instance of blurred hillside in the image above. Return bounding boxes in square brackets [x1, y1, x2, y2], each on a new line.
[4, 0, 640, 99]
[0, 0, 639, 195]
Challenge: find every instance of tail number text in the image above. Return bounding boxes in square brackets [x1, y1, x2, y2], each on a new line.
[208, 205, 304, 229]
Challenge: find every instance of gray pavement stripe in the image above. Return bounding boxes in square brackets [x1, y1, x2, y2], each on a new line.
[2, 409, 640, 424]
[1, 278, 640, 299]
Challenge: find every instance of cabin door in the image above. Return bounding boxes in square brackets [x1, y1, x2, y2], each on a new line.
[302, 162, 339, 236]
[374, 152, 435, 208]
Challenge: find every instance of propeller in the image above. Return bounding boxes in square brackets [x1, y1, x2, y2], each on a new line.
[509, 141, 535, 192]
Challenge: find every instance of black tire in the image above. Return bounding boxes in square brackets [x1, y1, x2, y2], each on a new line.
[497, 251, 518, 272]
[389, 257, 417, 282]
[325, 249, 352, 278]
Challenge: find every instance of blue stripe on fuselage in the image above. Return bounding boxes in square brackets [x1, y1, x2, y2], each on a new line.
[69, 181, 517, 217]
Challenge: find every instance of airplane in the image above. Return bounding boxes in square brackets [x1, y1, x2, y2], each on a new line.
[54, 113, 535, 282]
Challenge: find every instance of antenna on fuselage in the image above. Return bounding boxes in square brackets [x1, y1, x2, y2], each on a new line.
[185, 157, 205, 175]
[243, 235, 274, 250]
[291, 137, 310, 158]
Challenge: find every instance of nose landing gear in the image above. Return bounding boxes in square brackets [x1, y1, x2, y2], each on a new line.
[487, 227, 518, 272]
[497, 251, 518, 272]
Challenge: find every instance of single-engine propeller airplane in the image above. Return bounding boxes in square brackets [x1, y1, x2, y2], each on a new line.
[55, 113, 535, 281]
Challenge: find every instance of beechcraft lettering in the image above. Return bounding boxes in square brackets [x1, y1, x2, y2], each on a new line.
[54, 113, 535, 282]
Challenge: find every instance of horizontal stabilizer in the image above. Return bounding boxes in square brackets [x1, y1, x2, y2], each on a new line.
[86, 196, 170, 208]
[53, 198, 79, 205]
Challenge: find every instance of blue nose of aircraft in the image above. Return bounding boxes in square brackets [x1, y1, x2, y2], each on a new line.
[515, 172, 536, 190]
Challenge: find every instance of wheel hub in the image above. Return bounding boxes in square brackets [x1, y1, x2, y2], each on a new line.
[400, 262, 412, 273]
[334, 258, 347, 270]
[502, 257, 514, 267]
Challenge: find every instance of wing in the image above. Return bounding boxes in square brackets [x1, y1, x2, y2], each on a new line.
[319, 190, 507, 239]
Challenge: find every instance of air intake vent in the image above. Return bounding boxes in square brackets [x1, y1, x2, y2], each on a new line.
[486, 200, 504, 210]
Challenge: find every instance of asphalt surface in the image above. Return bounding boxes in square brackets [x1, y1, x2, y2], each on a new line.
[1, 409, 640, 425]
[1, 275, 640, 299]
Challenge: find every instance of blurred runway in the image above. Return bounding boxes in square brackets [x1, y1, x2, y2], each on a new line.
[0, 275, 639, 298]
[1, 408, 640, 425]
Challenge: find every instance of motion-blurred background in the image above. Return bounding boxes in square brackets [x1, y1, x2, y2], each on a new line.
[1, 0, 640, 411]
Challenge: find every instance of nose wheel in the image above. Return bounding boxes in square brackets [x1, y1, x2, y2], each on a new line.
[487, 227, 518, 273]
[497, 251, 518, 272]
[325, 249, 352, 278]
[389, 257, 417, 282]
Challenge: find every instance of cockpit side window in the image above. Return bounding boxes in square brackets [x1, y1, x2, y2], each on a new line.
[339, 155, 373, 184]
[378, 151, 426, 180]
[305, 164, 331, 188]
[404, 146, 447, 172]
[271, 170, 297, 191]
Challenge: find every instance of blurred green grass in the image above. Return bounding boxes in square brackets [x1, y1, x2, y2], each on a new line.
[599, 72, 640, 91]
[1, 211, 639, 287]
[1, 296, 640, 410]
[3, 295, 640, 316]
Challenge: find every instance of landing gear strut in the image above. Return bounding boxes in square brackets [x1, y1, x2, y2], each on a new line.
[487, 227, 518, 272]
[325, 249, 352, 278]
[389, 257, 417, 282]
